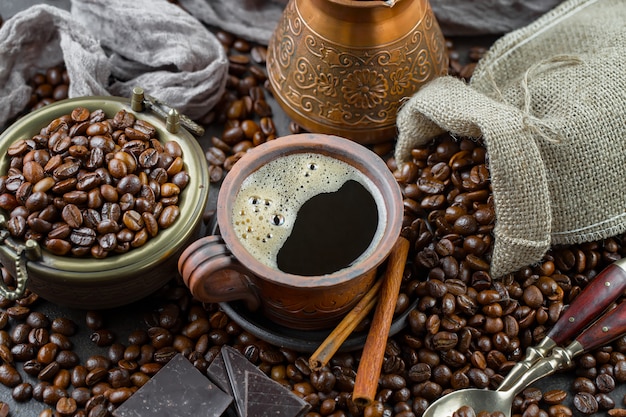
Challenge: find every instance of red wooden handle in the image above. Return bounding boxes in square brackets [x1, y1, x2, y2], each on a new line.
[548, 257, 626, 345]
[576, 300, 626, 351]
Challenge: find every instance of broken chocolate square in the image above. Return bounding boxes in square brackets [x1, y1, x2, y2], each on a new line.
[207, 351, 233, 396]
[220, 345, 311, 417]
[207, 352, 238, 417]
[245, 371, 311, 417]
[113, 353, 232, 417]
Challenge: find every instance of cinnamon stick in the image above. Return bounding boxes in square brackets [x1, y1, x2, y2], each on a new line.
[352, 236, 410, 407]
[309, 278, 381, 371]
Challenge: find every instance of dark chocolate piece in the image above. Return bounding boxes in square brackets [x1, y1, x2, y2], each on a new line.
[207, 352, 239, 417]
[113, 353, 232, 417]
[245, 372, 311, 417]
[207, 351, 232, 396]
[221, 346, 311, 417]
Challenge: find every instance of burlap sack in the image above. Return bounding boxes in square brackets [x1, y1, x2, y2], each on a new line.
[394, 0, 626, 278]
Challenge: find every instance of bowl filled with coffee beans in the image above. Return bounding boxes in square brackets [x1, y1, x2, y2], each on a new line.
[0, 94, 209, 309]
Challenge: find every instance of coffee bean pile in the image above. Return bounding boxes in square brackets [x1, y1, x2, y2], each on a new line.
[200, 31, 282, 184]
[390, 133, 626, 416]
[0, 107, 186, 258]
[2, 25, 626, 417]
[26, 66, 70, 112]
[382, 45, 626, 417]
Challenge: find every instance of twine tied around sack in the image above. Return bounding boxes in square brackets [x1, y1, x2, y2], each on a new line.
[486, 55, 585, 144]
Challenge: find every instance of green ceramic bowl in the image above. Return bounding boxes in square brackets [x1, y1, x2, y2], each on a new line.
[0, 96, 209, 309]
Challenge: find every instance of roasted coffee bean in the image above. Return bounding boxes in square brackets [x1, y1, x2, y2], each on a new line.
[70, 227, 97, 247]
[573, 376, 596, 394]
[48, 333, 72, 351]
[12, 382, 33, 402]
[158, 205, 179, 228]
[181, 318, 209, 340]
[90, 329, 116, 347]
[38, 361, 61, 381]
[573, 392, 598, 414]
[11, 343, 36, 362]
[85, 367, 108, 386]
[543, 389, 567, 405]
[56, 397, 78, 415]
[49, 318, 76, 337]
[10, 323, 31, 344]
[22, 360, 42, 377]
[56, 350, 79, 369]
[0, 363, 22, 387]
[31, 381, 49, 403]
[37, 342, 59, 365]
[41, 384, 67, 406]
[70, 365, 88, 388]
[596, 392, 615, 410]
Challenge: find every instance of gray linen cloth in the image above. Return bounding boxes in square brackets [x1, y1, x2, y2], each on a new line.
[0, 0, 228, 128]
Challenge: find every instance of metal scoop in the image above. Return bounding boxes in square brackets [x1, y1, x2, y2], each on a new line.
[421, 257, 626, 417]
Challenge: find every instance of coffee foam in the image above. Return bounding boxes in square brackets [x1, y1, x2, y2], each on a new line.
[231, 152, 386, 272]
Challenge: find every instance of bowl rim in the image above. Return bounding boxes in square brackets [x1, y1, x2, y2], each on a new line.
[0, 96, 209, 284]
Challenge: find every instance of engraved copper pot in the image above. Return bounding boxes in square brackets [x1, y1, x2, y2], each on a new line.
[266, 0, 448, 144]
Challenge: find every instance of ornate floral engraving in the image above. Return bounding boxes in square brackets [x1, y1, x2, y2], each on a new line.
[267, 0, 448, 136]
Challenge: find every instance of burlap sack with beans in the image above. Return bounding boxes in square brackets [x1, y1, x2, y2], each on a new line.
[394, 0, 626, 278]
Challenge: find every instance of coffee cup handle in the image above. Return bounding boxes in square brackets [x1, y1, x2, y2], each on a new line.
[178, 235, 261, 311]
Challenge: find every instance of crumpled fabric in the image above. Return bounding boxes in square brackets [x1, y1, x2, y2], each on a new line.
[0, 5, 109, 127]
[71, 0, 228, 120]
[0, 0, 228, 128]
[178, 0, 565, 44]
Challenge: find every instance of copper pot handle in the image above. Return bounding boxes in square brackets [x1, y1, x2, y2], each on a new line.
[178, 235, 261, 311]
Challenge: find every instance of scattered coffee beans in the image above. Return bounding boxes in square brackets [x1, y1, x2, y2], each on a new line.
[26, 65, 70, 112]
[1, 20, 625, 417]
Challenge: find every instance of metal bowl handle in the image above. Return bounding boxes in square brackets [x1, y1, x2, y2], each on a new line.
[0, 226, 38, 300]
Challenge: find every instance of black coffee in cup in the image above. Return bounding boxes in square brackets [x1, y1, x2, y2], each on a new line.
[231, 152, 385, 276]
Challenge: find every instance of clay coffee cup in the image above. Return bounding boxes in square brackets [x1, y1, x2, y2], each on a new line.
[178, 133, 402, 330]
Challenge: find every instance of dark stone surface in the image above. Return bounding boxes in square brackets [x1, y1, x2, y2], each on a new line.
[112, 353, 232, 417]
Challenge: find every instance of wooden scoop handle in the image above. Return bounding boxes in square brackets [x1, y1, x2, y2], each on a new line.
[548, 256, 626, 345]
[499, 256, 626, 392]
[507, 295, 626, 396]
[575, 299, 626, 351]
